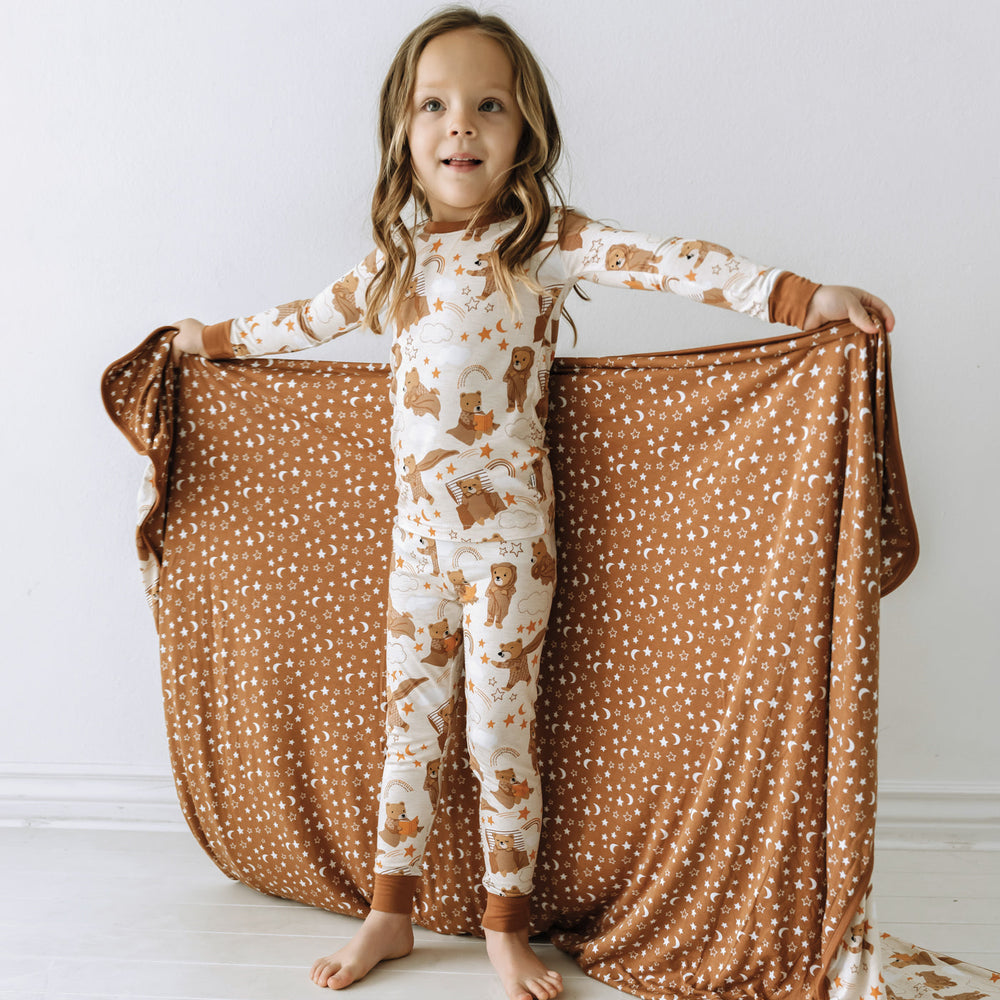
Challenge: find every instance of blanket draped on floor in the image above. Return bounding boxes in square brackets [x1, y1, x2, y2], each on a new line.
[104, 321, 945, 1000]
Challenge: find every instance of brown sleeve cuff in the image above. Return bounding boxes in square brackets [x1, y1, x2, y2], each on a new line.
[202, 320, 236, 359]
[768, 272, 822, 330]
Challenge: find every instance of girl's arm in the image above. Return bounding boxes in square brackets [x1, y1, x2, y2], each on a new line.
[171, 250, 380, 362]
[555, 211, 892, 332]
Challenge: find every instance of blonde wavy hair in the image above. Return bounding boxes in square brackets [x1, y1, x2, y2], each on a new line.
[364, 5, 583, 344]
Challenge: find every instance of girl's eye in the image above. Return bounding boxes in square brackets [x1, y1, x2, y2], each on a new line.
[422, 99, 443, 112]
[480, 99, 503, 112]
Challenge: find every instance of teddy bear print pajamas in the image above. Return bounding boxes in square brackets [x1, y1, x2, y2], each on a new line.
[199, 208, 819, 931]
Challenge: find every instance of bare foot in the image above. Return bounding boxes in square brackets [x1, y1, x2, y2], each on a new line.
[485, 927, 564, 1000]
[310, 909, 414, 989]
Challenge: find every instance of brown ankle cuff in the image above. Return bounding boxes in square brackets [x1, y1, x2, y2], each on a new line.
[371, 873, 419, 914]
[481, 892, 530, 931]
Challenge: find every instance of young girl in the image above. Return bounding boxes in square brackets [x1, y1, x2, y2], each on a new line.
[169, 7, 894, 999]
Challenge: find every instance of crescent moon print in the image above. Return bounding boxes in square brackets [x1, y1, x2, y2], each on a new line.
[105, 246, 917, 999]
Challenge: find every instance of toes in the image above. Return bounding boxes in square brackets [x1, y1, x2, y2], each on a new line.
[524, 979, 557, 1000]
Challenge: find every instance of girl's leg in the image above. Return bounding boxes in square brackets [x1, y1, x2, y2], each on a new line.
[311, 528, 463, 989]
[371, 529, 464, 904]
[461, 526, 562, 999]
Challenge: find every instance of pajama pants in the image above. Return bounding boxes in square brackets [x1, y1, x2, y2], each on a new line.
[371, 521, 558, 931]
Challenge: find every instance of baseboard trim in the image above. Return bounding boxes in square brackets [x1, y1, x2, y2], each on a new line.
[0, 763, 185, 831]
[2, 765, 998, 848]
[875, 779, 1000, 850]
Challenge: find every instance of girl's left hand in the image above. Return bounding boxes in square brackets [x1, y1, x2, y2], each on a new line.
[802, 285, 895, 334]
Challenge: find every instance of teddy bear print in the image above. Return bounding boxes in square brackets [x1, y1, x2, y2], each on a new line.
[402, 448, 459, 504]
[485, 563, 517, 627]
[698, 287, 733, 310]
[530, 537, 556, 586]
[447, 390, 499, 445]
[386, 676, 428, 731]
[403, 368, 442, 419]
[396, 275, 430, 331]
[492, 767, 532, 810]
[386, 599, 415, 640]
[529, 456, 548, 500]
[487, 831, 529, 876]
[534, 372, 550, 423]
[267, 299, 318, 339]
[677, 239, 734, 269]
[453, 474, 507, 530]
[466, 250, 501, 299]
[533, 292, 559, 343]
[446, 568, 477, 604]
[459, 221, 495, 243]
[493, 631, 547, 689]
[416, 536, 440, 574]
[421, 619, 462, 668]
[379, 801, 424, 848]
[503, 346, 535, 412]
[605, 243, 663, 273]
[423, 758, 442, 811]
[330, 272, 362, 326]
[429, 696, 455, 752]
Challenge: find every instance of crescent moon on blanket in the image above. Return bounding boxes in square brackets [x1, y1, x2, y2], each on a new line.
[692, 478, 702, 489]
[756, 748, 767, 761]
[844, 343, 857, 358]
[613, 608, 622, 621]
[792, 373, 804, 386]
[734, 458, 744, 469]
[857, 635, 866, 650]
[789, 789, 800, 803]
[777, 591, 789, 603]
[846, 737, 856, 753]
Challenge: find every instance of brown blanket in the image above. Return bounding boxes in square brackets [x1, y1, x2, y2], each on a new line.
[103, 321, 921, 999]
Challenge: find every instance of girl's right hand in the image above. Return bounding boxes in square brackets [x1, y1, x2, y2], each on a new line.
[169, 318, 207, 362]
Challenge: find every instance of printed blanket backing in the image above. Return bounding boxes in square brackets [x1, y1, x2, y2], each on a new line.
[103, 322, 988, 1000]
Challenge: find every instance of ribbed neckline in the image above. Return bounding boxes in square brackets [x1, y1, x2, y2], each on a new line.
[420, 211, 513, 234]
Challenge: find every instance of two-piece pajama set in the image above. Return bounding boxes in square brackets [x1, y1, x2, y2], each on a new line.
[200, 207, 819, 930]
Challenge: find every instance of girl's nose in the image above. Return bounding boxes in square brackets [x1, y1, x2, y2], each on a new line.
[449, 111, 476, 136]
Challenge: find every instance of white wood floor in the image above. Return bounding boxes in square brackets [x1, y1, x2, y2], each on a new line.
[2, 827, 998, 999]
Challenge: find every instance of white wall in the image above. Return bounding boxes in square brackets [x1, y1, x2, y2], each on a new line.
[2, 1, 996, 805]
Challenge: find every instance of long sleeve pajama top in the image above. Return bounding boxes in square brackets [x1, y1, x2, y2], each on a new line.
[201, 208, 820, 544]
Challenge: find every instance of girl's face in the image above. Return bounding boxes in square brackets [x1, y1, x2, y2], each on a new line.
[406, 28, 523, 223]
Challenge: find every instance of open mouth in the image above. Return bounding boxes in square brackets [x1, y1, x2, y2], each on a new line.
[443, 157, 482, 166]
